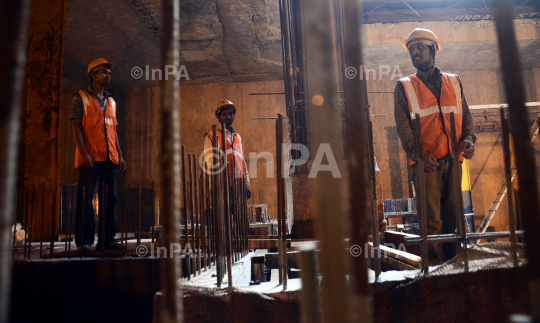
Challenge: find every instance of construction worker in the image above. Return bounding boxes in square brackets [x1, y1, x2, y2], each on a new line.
[203, 100, 251, 199]
[70, 58, 126, 253]
[394, 28, 476, 262]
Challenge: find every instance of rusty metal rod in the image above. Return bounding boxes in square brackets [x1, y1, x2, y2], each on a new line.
[64, 189, 70, 257]
[182, 146, 191, 279]
[212, 126, 222, 286]
[152, 180, 155, 245]
[405, 230, 525, 244]
[231, 162, 238, 263]
[67, 189, 73, 259]
[500, 109, 518, 266]
[23, 187, 29, 259]
[189, 153, 196, 277]
[368, 119, 381, 278]
[49, 189, 56, 259]
[137, 182, 141, 247]
[276, 114, 284, 285]
[40, 186, 45, 258]
[81, 187, 85, 259]
[159, 0, 183, 319]
[412, 115, 429, 273]
[193, 154, 201, 275]
[124, 183, 130, 257]
[28, 186, 35, 259]
[101, 182, 106, 257]
[298, 246, 323, 323]
[121, 183, 125, 256]
[221, 121, 234, 291]
[103, 185, 109, 258]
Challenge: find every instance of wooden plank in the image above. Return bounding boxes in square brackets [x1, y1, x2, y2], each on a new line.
[368, 241, 421, 269]
[265, 251, 301, 269]
[380, 255, 417, 271]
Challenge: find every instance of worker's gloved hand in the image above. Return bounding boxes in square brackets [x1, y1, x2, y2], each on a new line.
[81, 152, 94, 168]
[461, 139, 475, 159]
[422, 152, 439, 172]
[246, 187, 252, 200]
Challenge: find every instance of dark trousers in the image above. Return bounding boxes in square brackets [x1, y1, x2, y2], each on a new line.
[413, 157, 462, 262]
[75, 160, 118, 246]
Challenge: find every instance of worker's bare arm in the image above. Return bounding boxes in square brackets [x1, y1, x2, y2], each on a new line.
[72, 119, 93, 168]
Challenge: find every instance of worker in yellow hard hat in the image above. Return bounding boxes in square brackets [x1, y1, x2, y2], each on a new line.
[203, 100, 251, 199]
[394, 28, 476, 263]
[69, 58, 125, 253]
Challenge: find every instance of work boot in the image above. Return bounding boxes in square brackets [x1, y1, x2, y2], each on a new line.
[96, 241, 122, 251]
[77, 245, 92, 253]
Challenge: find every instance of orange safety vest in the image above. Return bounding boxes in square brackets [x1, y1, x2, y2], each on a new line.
[74, 90, 119, 169]
[399, 73, 464, 165]
[205, 129, 245, 181]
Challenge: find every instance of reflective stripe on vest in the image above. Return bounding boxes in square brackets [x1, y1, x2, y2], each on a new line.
[74, 91, 119, 169]
[206, 130, 245, 179]
[400, 73, 464, 164]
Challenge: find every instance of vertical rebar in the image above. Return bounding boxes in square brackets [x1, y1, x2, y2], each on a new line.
[67, 190, 73, 259]
[23, 187, 29, 259]
[212, 126, 222, 286]
[449, 113, 468, 272]
[160, 0, 183, 319]
[152, 180, 155, 246]
[124, 183, 130, 257]
[298, 246, 323, 323]
[137, 182, 141, 247]
[500, 109, 518, 266]
[368, 119, 381, 278]
[102, 185, 108, 259]
[0, 0, 31, 319]
[412, 116, 429, 273]
[81, 187, 85, 259]
[40, 186, 45, 258]
[231, 162, 238, 263]
[49, 190, 56, 259]
[221, 121, 234, 291]
[193, 155, 201, 276]
[342, 0, 371, 319]
[189, 154, 196, 277]
[121, 183, 125, 256]
[101, 182, 106, 256]
[182, 146, 191, 278]
[276, 114, 284, 285]
[28, 187, 35, 259]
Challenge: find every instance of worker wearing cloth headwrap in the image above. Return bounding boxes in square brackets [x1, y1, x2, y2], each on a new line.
[203, 100, 251, 199]
[394, 29, 476, 262]
[70, 58, 126, 253]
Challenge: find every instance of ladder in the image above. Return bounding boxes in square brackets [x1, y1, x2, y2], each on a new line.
[476, 121, 539, 234]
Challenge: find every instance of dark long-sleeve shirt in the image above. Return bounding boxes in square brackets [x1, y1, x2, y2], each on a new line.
[394, 67, 476, 162]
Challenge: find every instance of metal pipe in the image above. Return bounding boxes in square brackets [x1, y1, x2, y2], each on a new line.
[159, 0, 183, 319]
[412, 116, 429, 273]
[0, 0, 31, 318]
[221, 121, 234, 291]
[405, 230, 525, 244]
[449, 113, 468, 272]
[277, 114, 288, 290]
[500, 109, 518, 266]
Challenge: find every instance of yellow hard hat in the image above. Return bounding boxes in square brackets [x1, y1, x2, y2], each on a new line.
[87, 58, 114, 77]
[215, 99, 237, 117]
[402, 28, 441, 53]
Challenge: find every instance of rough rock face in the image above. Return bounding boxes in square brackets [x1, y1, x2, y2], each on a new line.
[63, 0, 284, 91]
